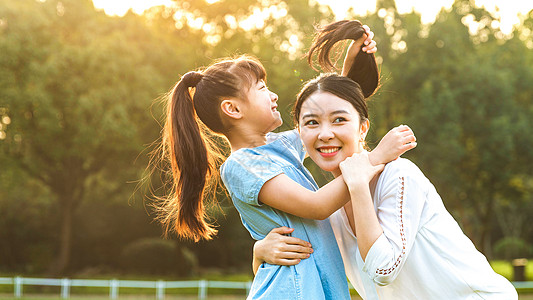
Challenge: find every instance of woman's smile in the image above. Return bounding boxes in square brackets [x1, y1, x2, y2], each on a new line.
[317, 146, 341, 157]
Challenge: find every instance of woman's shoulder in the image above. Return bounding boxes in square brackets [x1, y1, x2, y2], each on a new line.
[375, 158, 430, 206]
[378, 158, 427, 188]
[383, 158, 422, 176]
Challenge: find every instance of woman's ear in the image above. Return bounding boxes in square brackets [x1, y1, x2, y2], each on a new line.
[220, 99, 243, 120]
[360, 119, 370, 139]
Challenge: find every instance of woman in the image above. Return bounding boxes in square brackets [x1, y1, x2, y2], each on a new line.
[255, 72, 518, 299]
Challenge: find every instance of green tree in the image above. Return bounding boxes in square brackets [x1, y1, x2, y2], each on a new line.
[1, 0, 531, 276]
[0, 0, 168, 274]
[355, 0, 533, 256]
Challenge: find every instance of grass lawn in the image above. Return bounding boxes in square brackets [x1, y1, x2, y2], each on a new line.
[1, 261, 532, 299]
[491, 260, 533, 281]
[0, 295, 532, 300]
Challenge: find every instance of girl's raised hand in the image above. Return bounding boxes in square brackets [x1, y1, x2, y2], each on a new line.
[254, 227, 313, 267]
[342, 25, 377, 76]
[368, 125, 417, 166]
[362, 25, 377, 54]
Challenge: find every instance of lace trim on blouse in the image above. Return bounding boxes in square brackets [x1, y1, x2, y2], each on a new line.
[376, 176, 406, 275]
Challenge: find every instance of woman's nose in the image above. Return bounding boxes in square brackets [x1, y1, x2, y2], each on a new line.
[318, 125, 334, 141]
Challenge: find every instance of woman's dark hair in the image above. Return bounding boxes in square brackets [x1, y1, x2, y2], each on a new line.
[294, 73, 369, 124]
[156, 55, 266, 241]
[307, 20, 379, 98]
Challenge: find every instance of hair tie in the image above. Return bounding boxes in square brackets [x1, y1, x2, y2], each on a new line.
[182, 71, 203, 87]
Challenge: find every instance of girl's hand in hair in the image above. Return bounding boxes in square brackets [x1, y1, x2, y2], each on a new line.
[368, 125, 417, 166]
[342, 25, 377, 76]
[362, 25, 377, 54]
[252, 227, 313, 274]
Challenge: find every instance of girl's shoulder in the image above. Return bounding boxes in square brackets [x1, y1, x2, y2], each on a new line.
[220, 134, 295, 181]
[267, 129, 302, 149]
[220, 129, 304, 185]
[221, 147, 274, 176]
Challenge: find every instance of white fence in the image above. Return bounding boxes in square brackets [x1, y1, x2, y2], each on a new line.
[1, 277, 532, 299]
[0, 277, 251, 299]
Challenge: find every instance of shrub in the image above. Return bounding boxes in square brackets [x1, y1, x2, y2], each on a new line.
[120, 238, 196, 276]
[494, 237, 532, 261]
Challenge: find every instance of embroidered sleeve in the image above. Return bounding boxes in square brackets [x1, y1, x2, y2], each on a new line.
[362, 160, 426, 286]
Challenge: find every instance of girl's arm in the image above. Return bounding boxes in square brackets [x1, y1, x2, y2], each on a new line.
[369, 125, 417, 166]
[259, 173, 350, 220]
[259, 125, 416, 219]
[252, 227, 313, 275]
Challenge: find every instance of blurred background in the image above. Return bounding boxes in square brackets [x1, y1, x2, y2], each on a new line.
[0, 0, 532, 283]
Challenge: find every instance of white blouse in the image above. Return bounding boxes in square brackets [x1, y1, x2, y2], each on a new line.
[330, 158, 517, 300]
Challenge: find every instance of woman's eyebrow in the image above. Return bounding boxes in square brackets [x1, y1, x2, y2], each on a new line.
[330, 110, 350, 115]
[301, 113, 319, 119]
[302, 110, 349, 119]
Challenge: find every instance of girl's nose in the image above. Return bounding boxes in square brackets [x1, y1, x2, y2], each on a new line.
[270, 91, 278, 102]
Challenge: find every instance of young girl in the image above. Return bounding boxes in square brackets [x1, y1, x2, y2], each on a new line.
[156, 21, 415, 299]
[254, 31, 518, 300]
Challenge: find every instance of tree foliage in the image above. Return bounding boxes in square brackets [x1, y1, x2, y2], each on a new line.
[0, 0, 532, 276]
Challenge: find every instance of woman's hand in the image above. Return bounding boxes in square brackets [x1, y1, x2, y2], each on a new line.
[342, 25, 377, 76]
[340, 152, 385, 192]
[252, 227, 313, 274]
[368, 125, 417, 166]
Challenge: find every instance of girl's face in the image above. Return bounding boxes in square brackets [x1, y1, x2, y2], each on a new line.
[242, 79, 282, 133]
[298, 91, 368, 177]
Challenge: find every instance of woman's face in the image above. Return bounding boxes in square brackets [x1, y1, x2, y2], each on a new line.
[298, 91, 368, 177]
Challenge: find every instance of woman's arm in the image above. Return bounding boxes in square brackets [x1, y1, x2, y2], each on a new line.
[339, 152, 385, 259]
[252, 227, 313, 274]
[341, 156, 426, 286]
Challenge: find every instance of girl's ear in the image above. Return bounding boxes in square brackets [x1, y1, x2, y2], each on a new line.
[220, 99, 243, 120]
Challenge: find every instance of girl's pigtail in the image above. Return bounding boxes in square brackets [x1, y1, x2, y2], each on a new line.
[162, 71, 216, 241]
[308, 20, 379, 98]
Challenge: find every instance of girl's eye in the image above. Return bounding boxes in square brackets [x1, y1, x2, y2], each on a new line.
[304, 120, 318, 126]
[333, 117, 347, 123]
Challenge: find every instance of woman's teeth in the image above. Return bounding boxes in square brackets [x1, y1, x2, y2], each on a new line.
[318, 147, 340, 154]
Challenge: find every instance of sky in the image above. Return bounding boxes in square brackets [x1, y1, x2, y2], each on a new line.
[92, 0, 533, 34]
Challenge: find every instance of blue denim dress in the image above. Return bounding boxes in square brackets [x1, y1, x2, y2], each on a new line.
[221, 130, 350, 300]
